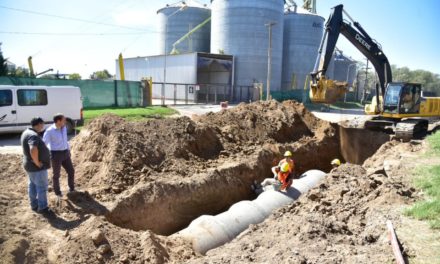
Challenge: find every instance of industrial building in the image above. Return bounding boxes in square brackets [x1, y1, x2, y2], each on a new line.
[116, 0, 357, 103]
[116, 52, 235, 103]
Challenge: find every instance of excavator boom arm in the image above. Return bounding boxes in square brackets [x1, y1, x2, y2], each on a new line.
[311, 4, 392, 104]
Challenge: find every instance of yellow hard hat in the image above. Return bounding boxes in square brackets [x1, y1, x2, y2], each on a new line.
[284, 151, 293, 157]
[280, 162, 290, 173]
[331, 159, 341, 166]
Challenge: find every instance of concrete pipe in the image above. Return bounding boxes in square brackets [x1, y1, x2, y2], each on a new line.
[174, 169, 326, 255]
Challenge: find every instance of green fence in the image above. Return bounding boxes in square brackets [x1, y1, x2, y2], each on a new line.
[263, 89, 359, 104]
[0, 77, 143, 108]
[262, 89, 307, 103]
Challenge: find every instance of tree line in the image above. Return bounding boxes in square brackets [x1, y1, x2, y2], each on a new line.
[391, 65, 440, 95]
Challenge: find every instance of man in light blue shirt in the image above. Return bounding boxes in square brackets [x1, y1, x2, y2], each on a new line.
[43, 113, 76, 198]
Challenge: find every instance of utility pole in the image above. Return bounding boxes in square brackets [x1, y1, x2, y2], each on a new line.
[355, 70, 360, 101]
[361, 58, 371, 104]
[265, 22, 276, 101]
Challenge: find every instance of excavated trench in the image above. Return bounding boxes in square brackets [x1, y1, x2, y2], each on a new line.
[70, 101, 392, 243]
[104, 125, 390, 236]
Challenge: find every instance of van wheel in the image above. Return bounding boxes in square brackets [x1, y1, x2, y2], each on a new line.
[66, 120, 75, 135]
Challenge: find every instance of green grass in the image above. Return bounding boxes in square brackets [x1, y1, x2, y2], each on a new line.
[79, 106, 178, 128]
[426, 130, 440, 156]
[405, 131, 440, 229]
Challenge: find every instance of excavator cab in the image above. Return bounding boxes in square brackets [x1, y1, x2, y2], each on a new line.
[365, 83, 422, 115]
[382, 83, 422, 115]
[365, 82, 429, 141]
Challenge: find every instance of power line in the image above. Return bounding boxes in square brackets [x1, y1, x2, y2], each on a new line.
[0, 31, 156, 36]
[0, 5, 152, 32]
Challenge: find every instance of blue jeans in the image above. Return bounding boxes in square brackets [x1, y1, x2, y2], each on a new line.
[27, 170, 48, 211]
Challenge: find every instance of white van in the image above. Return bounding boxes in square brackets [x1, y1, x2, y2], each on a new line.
[0, 85, 83, 134]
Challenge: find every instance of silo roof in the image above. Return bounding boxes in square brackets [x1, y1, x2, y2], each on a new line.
[158, 0, 210, 13]
[285, 6, 323, 17]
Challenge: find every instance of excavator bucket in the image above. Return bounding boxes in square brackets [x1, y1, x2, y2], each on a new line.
[309, 77, 348, 104]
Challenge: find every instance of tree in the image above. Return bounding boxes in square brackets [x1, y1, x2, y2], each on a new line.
[0, 43, 8, 76]
[69, 73, 82, 80]
[90, 69, 113, 80]
[391, 65, 440, 95]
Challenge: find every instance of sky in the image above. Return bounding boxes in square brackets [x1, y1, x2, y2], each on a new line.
[1, 0, 439, 78]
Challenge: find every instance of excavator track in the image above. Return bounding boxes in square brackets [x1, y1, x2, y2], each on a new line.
[394, 119, 428, 141]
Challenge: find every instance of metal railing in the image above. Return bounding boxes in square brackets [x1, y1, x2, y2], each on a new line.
[152, 82, 260, 105]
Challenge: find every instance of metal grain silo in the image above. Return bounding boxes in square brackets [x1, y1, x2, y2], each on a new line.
[281, 7, 324, 90]
[158, 3, 211, 54]
[329, 50, 357, 86]
[211, 0, 284, 94]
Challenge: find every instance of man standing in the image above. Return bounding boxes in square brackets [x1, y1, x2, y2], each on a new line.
[21, 117, 52, 214]
[43, 113, 76, 199]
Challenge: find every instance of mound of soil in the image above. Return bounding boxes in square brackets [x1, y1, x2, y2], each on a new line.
[195, 100, 331, 145]
[50, 216, 195, 264]
[70, 115, 224, 199]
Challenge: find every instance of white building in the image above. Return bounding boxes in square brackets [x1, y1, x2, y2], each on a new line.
[116, 52, 241, 103]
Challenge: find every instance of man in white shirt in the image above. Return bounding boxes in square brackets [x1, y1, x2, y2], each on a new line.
[43, 113, 75, 198]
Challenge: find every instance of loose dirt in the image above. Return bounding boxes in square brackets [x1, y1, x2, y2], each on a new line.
[1, 100, 438, 263]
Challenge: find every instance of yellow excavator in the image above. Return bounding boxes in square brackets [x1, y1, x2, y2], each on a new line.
[310, 4, 440, 140]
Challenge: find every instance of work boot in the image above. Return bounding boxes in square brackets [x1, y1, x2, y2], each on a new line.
[38, 207, 56, 219]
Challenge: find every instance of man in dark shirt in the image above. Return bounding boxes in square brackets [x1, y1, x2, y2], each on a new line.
[21, 117, 52, 214]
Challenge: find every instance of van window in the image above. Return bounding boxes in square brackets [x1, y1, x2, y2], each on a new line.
[0, 90, 13, 107]
[17, 89, 48, 106]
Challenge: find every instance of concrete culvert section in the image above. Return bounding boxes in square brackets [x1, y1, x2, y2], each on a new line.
[174, 169, 326, 255]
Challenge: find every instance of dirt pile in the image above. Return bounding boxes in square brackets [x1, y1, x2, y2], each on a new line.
[189, 161, 417, 263]
[195, 100, 331, 145]
[50, 216, 195, 264]
[70, 115, 223, 199]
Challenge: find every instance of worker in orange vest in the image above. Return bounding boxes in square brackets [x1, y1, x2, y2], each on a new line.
[255, 161, 292, 193]
[276, 162, 293, 191]
[273, 150, 295, 177]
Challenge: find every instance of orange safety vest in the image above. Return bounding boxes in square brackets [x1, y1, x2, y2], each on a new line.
[278, 158, 295, 174]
